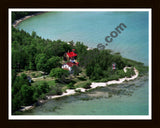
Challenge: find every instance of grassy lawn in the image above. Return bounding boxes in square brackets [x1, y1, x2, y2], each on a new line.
[17, 70, 43, 78]
[32, 79, 56, 87]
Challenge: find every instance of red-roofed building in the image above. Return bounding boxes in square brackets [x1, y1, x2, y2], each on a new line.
[66, 62, 79, 67]
[67, 52, 77, 58]
[62, 49, 79, 72]
[62, 62, 78, 72]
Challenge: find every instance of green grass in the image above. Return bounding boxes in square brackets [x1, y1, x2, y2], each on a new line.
[17, 70, 43, 78]
[32, 80, 56, 87]
[75, 81, 91, 89]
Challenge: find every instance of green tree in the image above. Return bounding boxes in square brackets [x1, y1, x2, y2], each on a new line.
[12, 93, 22, 112]
[75, 41, 88, 55]
[12, 69, 17, 84]
[45, 56, 61, 73]
[86, 63, 94, 77]
[31, 31, 37, 38]
[29, 62, 34, 70]
[67, 82, 75, 89]
[35, 53, 48, 72]
[92, 64, 103, 80]
[72, 65, 81, 76]
[39, 82, 50, 93]
[20, 84, 34, 105]
[49, 68, 69, 79]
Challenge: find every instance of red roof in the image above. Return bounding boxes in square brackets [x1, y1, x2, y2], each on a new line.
[66, 62, 79, 67]
[67, 52, 77, 58]
[63, 68, 69, 71]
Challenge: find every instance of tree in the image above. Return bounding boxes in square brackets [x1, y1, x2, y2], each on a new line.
[91, 64, 103, 80]
[20, 84, 34, 105]
[50, 68, 69, 79]
[72, 65, 81, 76]
[54, 84, 63, 95]
[75, 41, 88, 55]
[31, 31, 37, 38]
[29, 62, 35, 70]
[12, 93, 22, 112]
[45, 56, 61, 73]
[12, 69, 17, 84]
[39, 82, 49, 93]
[67, 82, 75, 89]
[125, 67, 135, 78]
[111, 54, 125, 70]
[62, 42, 72, 52]
[86, 63, 94, 77]
[35, 53, 48, 72]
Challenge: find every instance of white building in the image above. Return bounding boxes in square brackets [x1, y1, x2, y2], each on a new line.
[62, 64, 72, 72]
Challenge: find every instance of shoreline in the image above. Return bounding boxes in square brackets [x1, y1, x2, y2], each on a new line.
[13, 12, 46, 28]
[19, 67, 139, 112]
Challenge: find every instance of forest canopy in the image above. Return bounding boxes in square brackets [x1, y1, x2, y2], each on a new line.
[12, 12, 42, 23]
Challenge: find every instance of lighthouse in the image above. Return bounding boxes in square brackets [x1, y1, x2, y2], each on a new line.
[112, 63, 116, 70]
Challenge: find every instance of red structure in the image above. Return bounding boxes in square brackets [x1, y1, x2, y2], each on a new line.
[67, 52, 77, 58]
[66, 62, 79, 67]
[62, 49, 79, 72]
[112, 63, 116, 70]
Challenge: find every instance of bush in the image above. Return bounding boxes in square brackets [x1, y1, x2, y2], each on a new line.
[117, 70, 126, 78]
[72, 65, 81, 76]
[67, 82, 75, 89]
[75, 89, 81, 93]
[39, 93, 47, 100]
[83, 82, 91, 89]
[125, 68, 135, 78]
[39, 82, 50, 93]
[31, 73, 36, 77]
[77, 76, 86, 81]
[53, 84, 63, 95]
[50, 68, 69, 79]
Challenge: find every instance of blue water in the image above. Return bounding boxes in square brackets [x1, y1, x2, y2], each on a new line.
[16, 11, 149, 115]
[17, 11, 149, 65]
[22, 77, 148, 115]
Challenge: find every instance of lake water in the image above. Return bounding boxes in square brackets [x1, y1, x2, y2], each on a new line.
[22, 76, 148, 115]
[17, 11, 149, 65]
[16, 11, 149, 115]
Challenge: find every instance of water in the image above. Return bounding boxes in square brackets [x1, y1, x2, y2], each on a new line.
[22, 76, 148, 115]
[17, 11, 149, 65]
[16, 11, 149, 115]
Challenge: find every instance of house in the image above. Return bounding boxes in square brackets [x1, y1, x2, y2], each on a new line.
[62, 62, 79, 73]
[62, 63, 72, 72]
[64, 49, 77, 61]
[62, 49, 79, 72]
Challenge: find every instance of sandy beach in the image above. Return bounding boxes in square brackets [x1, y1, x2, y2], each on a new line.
[20, 67, 138, 112]
[13, 12, 45, 28]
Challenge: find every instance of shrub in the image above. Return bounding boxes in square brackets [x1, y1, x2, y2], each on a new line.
[50, 68, 69, 79]
[77, 76, 86, 81]
[117, 69, 126, 78]
[75, 89, 81, 93]
[125, 67, 135, 78]
[39, 93, 47, 100]
[39, 82, 50, 93]
[83, 82, 91, 89]
[72, 65, 81, 76]
[67, 82, 75, 89]
[31, 73, 36, 77]
[53, 84, 63, 95]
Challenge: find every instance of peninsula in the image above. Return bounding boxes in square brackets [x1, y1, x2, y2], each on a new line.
[11, 12, 148, 114]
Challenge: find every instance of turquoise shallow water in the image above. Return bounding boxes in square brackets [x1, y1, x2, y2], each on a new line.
[22, 76, 148, 115]
[17, 11, 149, 65]
[16, 11, 149, 115]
